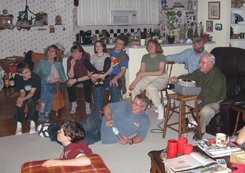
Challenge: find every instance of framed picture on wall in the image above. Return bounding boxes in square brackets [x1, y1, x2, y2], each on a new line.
[206, 20, 213, 32]
[208, 2, 220, 20]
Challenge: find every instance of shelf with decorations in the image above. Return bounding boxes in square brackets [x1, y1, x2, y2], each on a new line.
[159, 0, 198, 44]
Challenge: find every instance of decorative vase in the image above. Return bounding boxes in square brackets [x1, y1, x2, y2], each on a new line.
[167, 35, 175, 44]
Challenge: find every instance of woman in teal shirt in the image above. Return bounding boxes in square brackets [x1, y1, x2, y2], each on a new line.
[35, 44, 67, 124]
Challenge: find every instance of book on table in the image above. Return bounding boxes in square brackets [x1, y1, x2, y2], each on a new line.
[196, 139, 243, 158]
[164, 152, 231, 173]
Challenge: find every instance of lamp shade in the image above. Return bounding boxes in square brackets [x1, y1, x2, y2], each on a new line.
[15, 19, 31, 29]
[32, 18, 44, 27]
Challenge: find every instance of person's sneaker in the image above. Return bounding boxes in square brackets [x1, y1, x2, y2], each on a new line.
[29, 126, 36, 134]
[15, 122, 22, 135]
[85, 102, 91, 114]
[29, 121, 36, 134]
[70, 102, 77, 114]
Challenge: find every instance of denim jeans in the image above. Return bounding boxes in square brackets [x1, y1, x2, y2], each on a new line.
[40, 83, 57, 113]
[79, 112, 102, 145]
[93, 75, 121, 113]
[14, 98, 37, 122]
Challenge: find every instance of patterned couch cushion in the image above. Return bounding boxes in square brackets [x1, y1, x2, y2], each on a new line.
[21, 154, 110, 173]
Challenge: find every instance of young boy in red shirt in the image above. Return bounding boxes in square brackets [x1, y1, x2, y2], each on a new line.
[42, 120, 92, 167]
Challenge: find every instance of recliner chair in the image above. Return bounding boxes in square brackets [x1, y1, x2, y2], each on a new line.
[206, 47, 245, 136]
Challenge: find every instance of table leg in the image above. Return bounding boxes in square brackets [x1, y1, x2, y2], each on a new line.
[233, 112, 241, 136]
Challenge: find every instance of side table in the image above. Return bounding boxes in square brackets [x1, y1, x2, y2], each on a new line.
[148, 146, 232, 173]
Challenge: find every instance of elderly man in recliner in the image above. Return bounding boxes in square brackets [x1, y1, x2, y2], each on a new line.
[170, 52, 227, 140]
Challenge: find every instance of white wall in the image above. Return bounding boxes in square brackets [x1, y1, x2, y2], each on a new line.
[0, 0, 231, 58]
[0, 0, 75, 58]
[198, 0, 231, 47]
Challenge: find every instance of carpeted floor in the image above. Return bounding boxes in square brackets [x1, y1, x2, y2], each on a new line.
[0, 107, 213, 173]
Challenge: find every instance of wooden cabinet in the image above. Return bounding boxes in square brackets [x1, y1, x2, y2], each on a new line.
[77, 0, 159, 25]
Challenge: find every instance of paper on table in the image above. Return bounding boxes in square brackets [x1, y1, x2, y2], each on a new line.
[164, 152, 215, 172]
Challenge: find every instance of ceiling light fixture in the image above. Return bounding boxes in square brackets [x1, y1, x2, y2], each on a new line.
[15, 0, 47, 30]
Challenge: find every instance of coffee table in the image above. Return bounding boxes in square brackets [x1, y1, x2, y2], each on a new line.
[148, 146, 232, 173]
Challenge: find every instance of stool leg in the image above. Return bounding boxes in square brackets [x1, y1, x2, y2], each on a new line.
[178, 100, 184, 138]
[162, 97, 171, 138]
[233, 112, 241, 136]
[194, 99, 201, 139]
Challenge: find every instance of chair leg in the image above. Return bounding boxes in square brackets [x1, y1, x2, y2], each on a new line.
[162, 97, 171, 138]
[179, 101, 184, 138]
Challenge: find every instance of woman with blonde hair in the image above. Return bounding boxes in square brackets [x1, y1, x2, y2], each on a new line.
[129, 39, 168, 120]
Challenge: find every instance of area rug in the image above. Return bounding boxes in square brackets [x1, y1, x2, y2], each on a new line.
[0, 107, 213, 173]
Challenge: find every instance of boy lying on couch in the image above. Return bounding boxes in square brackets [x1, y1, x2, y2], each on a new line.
[42, 120, 92, 167]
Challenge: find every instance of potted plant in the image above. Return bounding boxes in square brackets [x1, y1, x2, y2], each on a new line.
[165, 10, 176, 44]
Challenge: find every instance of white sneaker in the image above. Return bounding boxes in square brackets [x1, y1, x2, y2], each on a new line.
[70, 102, 77, 114]
[15, 122, 22, 135]
[157, 105, 164, 120]
[29, 121, 36, 134]
[187, 114, 197, 128]
[29, 127, 36, 134]
[85, 102, 91, 114]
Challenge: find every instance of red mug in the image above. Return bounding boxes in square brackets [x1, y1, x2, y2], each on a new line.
[183, 144, 193, 155]
[177, 137, 188, 154]
[167, 139, 178, 158]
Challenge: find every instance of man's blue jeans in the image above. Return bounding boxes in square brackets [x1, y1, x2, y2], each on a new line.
[93, 75, 121, 113]
[79, 112, 102, 145]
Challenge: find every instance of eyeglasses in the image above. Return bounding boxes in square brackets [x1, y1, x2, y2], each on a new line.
[199, 61, 210, 65]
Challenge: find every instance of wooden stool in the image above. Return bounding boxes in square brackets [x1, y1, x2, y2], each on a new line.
[162, 93, 201, 139]
[232, 104, 245, 135]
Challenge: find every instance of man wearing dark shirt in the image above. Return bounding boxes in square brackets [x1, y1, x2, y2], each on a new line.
[171, 53, 226, 140]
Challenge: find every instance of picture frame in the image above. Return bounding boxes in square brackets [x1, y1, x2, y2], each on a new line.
[206, 20, 213, 32]
[215, 23, 222, 31]
[208, 2, 220, 20]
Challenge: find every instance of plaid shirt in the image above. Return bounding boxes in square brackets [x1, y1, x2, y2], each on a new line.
[67, 55, 88, 78]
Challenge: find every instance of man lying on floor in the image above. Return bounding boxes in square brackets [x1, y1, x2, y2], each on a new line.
[43, 94, 151, 145]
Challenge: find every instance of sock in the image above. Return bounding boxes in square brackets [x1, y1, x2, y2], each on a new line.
[85, 102, 91, 114]
[16, 122, 22, 135]
[17, 121, 22, 128]
[29, 120, 36, 134]
[72, 101, 77, 106]
[30, 120, 35, 128]
[39, 104, 45, 113]
[70, 101, 77, 114]
[157, 105, 164, 120]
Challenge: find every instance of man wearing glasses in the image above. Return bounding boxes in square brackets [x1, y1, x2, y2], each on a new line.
[80, 94, 151, 145]
[170, 53, 226, 140]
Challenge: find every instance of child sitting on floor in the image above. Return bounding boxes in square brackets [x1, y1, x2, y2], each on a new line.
[42, 120, 93, 167]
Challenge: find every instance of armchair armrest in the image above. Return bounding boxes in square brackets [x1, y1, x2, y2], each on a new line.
[21, 154, 110, 173]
